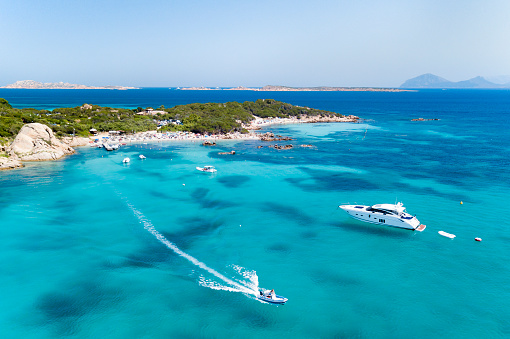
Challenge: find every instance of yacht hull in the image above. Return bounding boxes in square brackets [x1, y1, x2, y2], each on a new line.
[339, 204, 421, 230]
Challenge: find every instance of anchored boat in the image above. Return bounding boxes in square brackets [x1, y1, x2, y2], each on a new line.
[339, 202, 426, 231]
[196, 165, 217, 173]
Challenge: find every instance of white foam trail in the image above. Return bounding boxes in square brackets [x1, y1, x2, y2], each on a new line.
[232, 265, 259, 290]
[198, 276, 244, 293]
[198, 267, 261, 296]
[126, 203, 256, 295]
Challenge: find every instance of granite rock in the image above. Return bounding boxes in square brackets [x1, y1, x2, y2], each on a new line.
[8, 123, 75, 161]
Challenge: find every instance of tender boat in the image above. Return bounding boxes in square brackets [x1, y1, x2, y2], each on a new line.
[339, 202, 426, 231]
[439, 231, 455, 238]
[104, 143, 120, 151]
[122, 157, 130, 163]
[257, 290, 288, 304]
[196, 165, 217, 173]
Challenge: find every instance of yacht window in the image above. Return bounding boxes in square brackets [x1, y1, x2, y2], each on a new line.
[370, 208, 388, 215]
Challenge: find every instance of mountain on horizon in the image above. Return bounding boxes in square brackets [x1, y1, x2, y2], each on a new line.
[400, 73, 509, 89]
[485, 75, 510, 85]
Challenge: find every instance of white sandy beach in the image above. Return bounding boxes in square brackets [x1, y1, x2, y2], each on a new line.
[88, 114, 359, 147]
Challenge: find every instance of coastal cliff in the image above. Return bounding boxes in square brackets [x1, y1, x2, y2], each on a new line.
[7, 123, 75, 161]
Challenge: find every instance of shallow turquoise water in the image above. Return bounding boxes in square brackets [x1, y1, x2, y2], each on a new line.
[1, 90, 510, 338]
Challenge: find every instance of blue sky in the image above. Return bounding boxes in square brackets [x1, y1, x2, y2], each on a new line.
[1, 0, 509, 87]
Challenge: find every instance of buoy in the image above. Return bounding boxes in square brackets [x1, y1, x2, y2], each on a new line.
[460, 201, 463, 205]
[475, 237, 482, 242]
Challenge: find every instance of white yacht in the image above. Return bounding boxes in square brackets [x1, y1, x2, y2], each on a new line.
[339, 202, 426, 231]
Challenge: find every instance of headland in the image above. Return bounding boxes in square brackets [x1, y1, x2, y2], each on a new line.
[0, 98, 359, 170]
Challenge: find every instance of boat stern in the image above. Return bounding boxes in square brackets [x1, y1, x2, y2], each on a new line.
[415, 224, 427, 232]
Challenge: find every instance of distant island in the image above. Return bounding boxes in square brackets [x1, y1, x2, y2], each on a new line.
[180, 85, 409, 92]
[257, 85, 409, 92]
[1, 80, 137, 90]
[400, 74, 510, 89]
[177, 85, 409, 92]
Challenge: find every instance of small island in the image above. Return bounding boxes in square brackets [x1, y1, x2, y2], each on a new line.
[1, 80, 137, 90]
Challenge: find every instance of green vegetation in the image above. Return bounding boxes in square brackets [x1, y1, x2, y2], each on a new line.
[0, 98, 342, 139]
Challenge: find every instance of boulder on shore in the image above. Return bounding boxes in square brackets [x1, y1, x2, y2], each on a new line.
[0, 157, 23, 170]
[8, 123, 75, 161]
[61, 136, 90, 147]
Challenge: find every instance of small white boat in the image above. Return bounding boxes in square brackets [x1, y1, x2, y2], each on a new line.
[257, 290, 288, 305]
[339, 202, 425, 231]
[196, 165, 217, 173]
[139, 155, 146, 159]
[123, 157, 130, 163]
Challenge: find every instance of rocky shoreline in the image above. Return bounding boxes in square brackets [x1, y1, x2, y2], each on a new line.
[0, 123, 89, 170]
[0, 114, 359, 171]
[246, 114, 359, 129]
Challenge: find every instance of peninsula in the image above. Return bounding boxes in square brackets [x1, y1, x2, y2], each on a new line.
[0, 97, 359, 170]
[1, 80, 137, 90]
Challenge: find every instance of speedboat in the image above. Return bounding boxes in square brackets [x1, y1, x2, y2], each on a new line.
[139, 154, 146, 159]
[122, 157, 130, 163]
[196, 165, 217, 173]
[339, 202, 426, 231]
[257, 290, 288, 305]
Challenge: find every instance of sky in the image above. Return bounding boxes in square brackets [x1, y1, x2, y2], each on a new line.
[1, 0, 510, 87]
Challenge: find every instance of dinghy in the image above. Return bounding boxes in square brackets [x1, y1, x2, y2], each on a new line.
[438, 231, 455, 239]
[257, 289, 288, 305]
[196, 165, 217, 173]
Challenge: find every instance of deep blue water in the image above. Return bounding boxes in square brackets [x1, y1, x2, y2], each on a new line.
[1, 89, 510, 338]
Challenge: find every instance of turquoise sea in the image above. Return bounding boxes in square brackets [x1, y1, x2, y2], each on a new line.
[1, 89, 510, 338]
